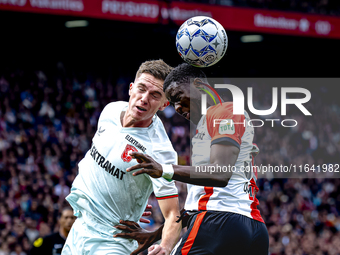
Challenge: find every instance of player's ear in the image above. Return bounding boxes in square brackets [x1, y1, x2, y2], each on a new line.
[193, 78, 205, 89]
[129, 83, 133, 96]
[158, 100, 170, 111]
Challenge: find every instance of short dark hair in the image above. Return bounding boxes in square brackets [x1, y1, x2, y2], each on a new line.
[163, 63, 207, 92]
[59, 206, 73, 218]
[135, 59, 173, 82]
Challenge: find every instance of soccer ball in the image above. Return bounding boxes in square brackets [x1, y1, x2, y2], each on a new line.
[176, 16, 228, 68]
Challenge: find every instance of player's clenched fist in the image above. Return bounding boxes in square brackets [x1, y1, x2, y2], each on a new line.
[148, 244, 170, 255]
[127, 152, 163, 178]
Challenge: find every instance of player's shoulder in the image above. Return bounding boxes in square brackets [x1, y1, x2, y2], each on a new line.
[205, 102, 236, 127]
[149, 116, 177, 160]
[151, 115, 167, 136]
[103, 101, 128, 112]
[99, 101, 128, 122]
[32, 232, 58, 248]
[32, 237, 44, 248]
[43, 232, 62, 241]
[150, 116, 173, 145]
[207, 102, 234, 118]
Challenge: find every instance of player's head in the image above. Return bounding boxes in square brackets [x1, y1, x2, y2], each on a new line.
[127, 60, 173, 127]
[134, 59, 172, 82]
[58, 206, 76, 235]
[163, 63, 208, 125]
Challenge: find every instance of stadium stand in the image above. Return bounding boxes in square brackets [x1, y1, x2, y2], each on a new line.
[0, 62, 339, 255]
[180, 0, 340, 16]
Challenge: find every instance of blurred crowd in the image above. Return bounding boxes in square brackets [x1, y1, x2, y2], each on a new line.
[183, 0, 340, 16]
[0, 63, 339, 255]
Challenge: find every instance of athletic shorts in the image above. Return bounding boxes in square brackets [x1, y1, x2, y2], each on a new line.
[61, 211, 138, 255]
[171, 211, 269, 255]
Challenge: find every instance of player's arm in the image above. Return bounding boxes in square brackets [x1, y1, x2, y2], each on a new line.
[114, 221, 164, 255]
[173, 143, 238, 186]
[114, 208, 190, 255]
[150, 197, 181, 255]
[127, 145, 239, 187]
[116, 198, 181, 255]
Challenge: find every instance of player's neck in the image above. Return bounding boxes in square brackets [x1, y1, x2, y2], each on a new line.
[121, 111, 152, 128]
[59, 228, 68, 239]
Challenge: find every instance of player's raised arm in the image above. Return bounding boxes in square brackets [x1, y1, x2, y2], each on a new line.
[126, 147, 239, 187]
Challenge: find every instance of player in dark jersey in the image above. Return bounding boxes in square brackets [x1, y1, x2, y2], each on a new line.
[115, 63, 269, 255]
[30, 207, 75, 255]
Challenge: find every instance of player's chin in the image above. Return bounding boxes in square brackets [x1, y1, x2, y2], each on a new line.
[130, 111, 144, 120]
[133, 109, 149, 118]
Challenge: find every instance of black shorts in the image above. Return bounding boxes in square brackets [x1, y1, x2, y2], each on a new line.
[171, 211, 269, 255]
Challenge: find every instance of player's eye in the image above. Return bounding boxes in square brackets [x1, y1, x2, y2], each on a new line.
[152, 93, 161, 99]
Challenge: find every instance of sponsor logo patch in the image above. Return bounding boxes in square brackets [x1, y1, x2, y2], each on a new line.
[219, 119, 235, 135]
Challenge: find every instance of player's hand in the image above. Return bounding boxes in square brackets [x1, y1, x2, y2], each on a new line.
[126, 152, 163, 178]
[148, 244, 170, 255]
[113, 220, 159, 255]
[140, 204, 152, 224]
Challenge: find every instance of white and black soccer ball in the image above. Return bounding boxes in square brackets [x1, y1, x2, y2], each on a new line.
[176, 16, 228, 68]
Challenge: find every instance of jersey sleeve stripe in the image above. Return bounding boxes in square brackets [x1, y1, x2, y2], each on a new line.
[211, 137, 240, 149]
[156, 194, 178, 200]
[181, 211, 207, 255]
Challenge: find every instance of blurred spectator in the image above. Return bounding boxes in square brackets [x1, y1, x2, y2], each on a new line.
[9, 244, 26, 255]
[24, 218, 39, 244]
[0, 242, 10, 255]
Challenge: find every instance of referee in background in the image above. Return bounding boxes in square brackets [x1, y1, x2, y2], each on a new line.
[31, 207, 76, 255]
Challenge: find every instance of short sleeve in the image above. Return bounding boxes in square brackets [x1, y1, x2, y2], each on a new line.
[206, 102, 245, 149]
[150, 148, 178, 200]
[151, 177, 178, 200]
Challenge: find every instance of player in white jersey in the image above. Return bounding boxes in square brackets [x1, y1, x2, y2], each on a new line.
[61, 60, 181, 255]
[115, 63, 269, 255]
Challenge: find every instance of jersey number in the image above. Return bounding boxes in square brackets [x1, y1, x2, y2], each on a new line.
[244, 179, 258, 200]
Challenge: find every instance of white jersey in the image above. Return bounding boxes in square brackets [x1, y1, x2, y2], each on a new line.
[66, 101, 178, 229]
[185, 102, 264, 223]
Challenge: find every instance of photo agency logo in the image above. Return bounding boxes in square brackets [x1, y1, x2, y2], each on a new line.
[192, 79, 340, 179]
[200, 83, 312, 128]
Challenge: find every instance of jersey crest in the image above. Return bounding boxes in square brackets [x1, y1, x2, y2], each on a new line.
[121, 144, 138, 163]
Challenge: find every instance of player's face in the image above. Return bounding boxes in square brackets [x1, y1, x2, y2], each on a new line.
[165, 81, 202, 125]
[59, 209, 76, 233]
[127, 73, 169, 127]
